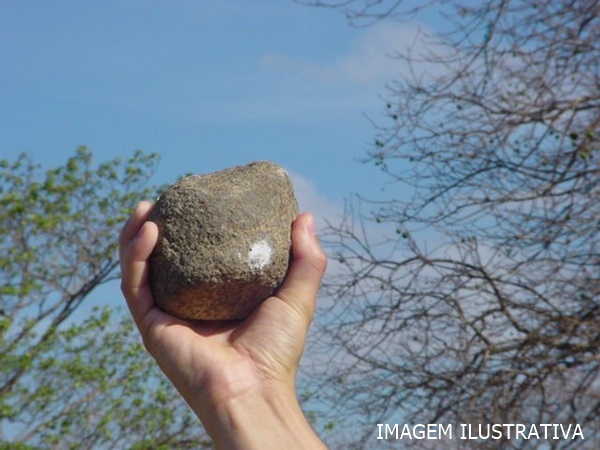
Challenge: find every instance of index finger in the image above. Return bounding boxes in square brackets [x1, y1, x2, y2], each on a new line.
[119, 201, 154, 266]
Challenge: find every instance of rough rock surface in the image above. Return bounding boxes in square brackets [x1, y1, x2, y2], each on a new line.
[148, 161, 298, 321]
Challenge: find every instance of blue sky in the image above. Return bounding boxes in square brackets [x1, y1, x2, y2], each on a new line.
[1, 1, 441, 439]
[0, 1, 446, 320]
[0, 1, 438, 227]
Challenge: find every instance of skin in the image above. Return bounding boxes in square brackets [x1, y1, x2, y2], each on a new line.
[119, 201, 328, 449]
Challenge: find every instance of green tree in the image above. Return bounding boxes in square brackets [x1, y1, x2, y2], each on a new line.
[0, 148, 212, 448]
[304, 1, 600, 448]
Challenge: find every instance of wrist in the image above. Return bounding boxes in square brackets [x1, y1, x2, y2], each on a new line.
[201, 381, 326, 450]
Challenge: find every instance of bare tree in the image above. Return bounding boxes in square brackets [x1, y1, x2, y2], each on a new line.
[304, 1, 600, 448]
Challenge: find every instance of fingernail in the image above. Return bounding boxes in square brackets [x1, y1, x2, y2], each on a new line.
[306, 213, 316, 236]
[134, 201, 145, 216]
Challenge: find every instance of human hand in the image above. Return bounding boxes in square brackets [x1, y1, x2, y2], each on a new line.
[119, 201, 328, 449]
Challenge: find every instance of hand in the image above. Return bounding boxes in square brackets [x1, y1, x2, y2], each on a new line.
[119, 201, 328, 449]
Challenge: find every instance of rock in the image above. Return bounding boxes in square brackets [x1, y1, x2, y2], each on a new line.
[148, 161, 298, 321]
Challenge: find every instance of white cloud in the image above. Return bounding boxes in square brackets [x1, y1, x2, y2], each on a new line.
[289, 171, 343, 232]
[261, 22, 429, 87]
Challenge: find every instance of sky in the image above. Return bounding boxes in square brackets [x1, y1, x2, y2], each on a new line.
[0, 1, 444, 325]
[0, 1, 438, 228]
[1, 1, 440, 440]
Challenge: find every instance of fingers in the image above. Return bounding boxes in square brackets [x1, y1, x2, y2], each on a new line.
[275, 213, 327, 324]
[119, 201, 159, 327]
[119, 200, 154, 264]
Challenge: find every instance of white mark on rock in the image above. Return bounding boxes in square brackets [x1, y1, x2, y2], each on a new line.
[248, 240, 272, 272]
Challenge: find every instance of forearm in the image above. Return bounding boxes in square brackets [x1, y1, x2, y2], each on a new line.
[198, 383, 327, 450]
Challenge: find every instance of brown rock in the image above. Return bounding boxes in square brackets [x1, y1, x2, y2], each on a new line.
[148, 161, 298, 321]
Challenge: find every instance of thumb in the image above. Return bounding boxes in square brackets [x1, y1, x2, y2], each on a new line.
[275, 213, 327, 322]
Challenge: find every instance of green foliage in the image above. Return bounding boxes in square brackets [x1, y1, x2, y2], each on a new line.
[5, 306, 204, 448]
[0, 149, 211, 447]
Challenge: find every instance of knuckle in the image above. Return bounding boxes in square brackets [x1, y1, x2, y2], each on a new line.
[312, 248, 328, 274]
[120, 278, 130, 297]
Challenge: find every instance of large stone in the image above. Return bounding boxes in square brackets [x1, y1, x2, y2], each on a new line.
[148, 161, 298, 321]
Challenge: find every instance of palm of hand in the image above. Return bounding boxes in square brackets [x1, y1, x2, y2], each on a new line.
[142, 293, 306, 410]
[120, 201, 312, 416]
